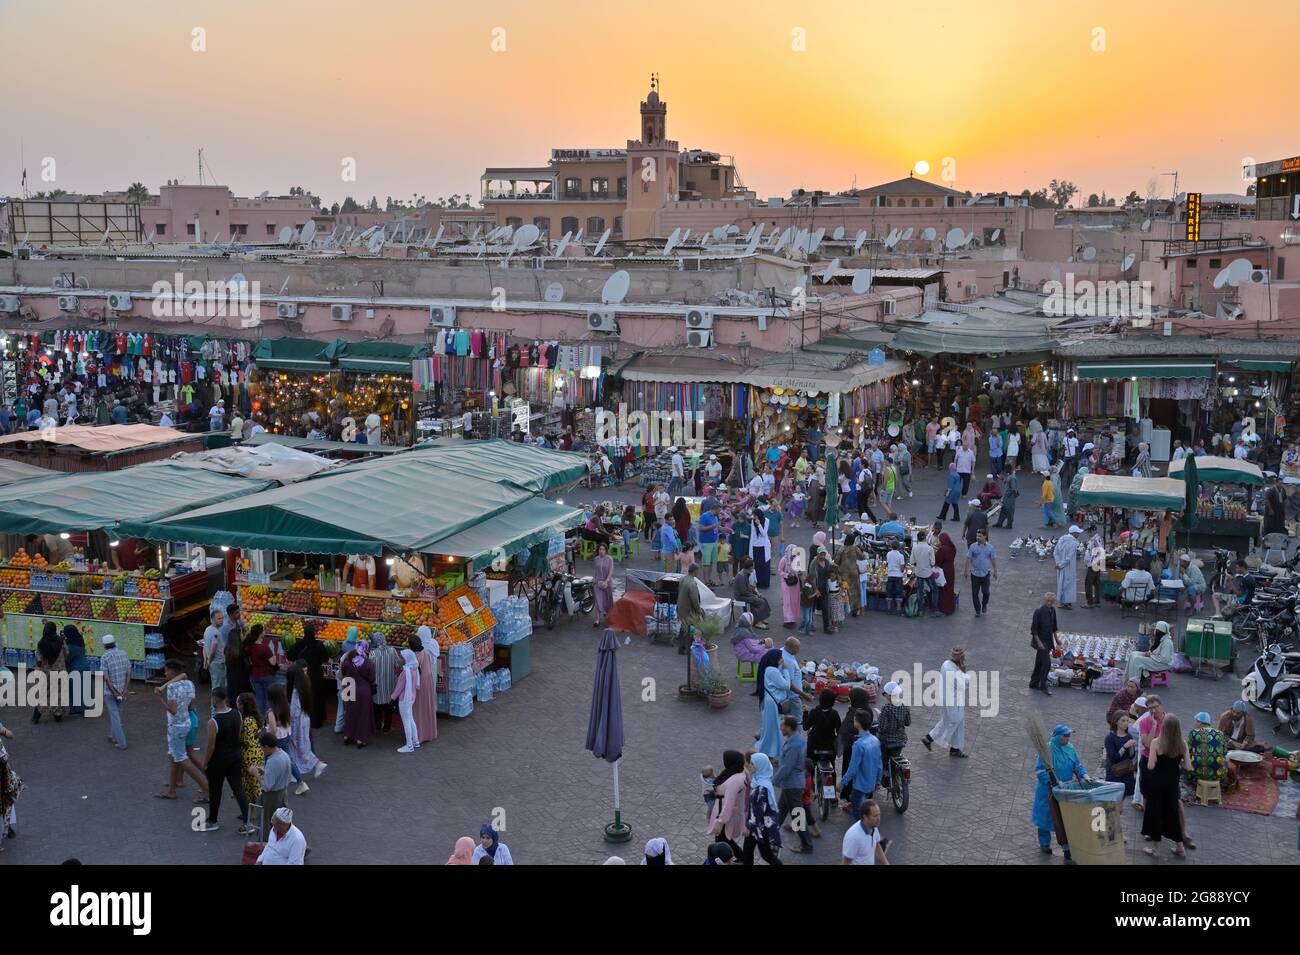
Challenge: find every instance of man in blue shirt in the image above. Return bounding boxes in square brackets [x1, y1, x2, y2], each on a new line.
[964, 529, 997, 617]
[0, 405, 10, 435]
[110, 400, 128, 425]
[774, 715, 814, 853]
[696, 505, 719, 585]
[25, 406, 42, 429]
[843, 709, 883, 818]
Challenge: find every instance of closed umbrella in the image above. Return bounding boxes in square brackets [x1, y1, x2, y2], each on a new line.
[822, 449, 839, 557]
[1181, 454, 1200, 543]
[585, 628, 631, 842]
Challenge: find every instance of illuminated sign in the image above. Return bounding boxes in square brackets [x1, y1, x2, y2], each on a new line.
[1253, 156, 1300, 177]
[1185, 192, 1201, 241]
[550, 148, 627, 162]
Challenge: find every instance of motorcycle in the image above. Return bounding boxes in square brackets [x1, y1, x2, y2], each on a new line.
[882, 751, 911, 813]
[1241, 644, 1300, 737]
[534, 571, 594, 629]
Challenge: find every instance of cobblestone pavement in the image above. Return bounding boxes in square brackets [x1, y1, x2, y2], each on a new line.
[2, 459, 1294, 865]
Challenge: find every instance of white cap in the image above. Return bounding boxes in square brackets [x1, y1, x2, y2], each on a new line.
[969, 499, 981, 507]
[1068, 525, 1083, 533]
[1154, 620, 1170, 634]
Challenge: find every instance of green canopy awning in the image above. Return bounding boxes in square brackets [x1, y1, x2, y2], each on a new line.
[0, 463, 274, 535]
[1167, 455, 1264, 485]
[1229, 360, 1293, 373]
[117, 454, 581, 557]
[431, 497, 583, 570]
[244, 433, 408, 456]
[252, 337, 333, 372]
[1075, 362, 1213, 380]
[1075, 474, 1186, 512]
[383, 440, 589, 493]
[0, 459, 56, 487]
[328, 340, 429, 374]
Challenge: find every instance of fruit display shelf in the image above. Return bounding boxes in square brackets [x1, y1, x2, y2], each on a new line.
[0, 587, 167, 627]
[0, 563, 171, 599]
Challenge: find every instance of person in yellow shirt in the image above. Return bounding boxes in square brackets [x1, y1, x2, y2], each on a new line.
[1040, 471, 1058, 528]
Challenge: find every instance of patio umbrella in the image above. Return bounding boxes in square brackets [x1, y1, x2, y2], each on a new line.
[585, 628, 631, 842]
[1180, 454, 1200, 540]
[822, 449, 838, 556]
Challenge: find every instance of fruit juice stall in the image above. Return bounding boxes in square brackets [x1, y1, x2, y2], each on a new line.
[0, 463, 275, 678]
[1166, 455, 1265, 555]
[1074, 474, 1189, 601]
[115, 444, 587, 716]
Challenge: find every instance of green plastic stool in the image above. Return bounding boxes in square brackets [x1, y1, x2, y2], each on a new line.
[579, 538, 597, 560]
[607, 540, 625, 561]
[736, 659, 757, 683]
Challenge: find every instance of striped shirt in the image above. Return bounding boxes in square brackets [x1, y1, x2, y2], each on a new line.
[100, 648, 131, 696]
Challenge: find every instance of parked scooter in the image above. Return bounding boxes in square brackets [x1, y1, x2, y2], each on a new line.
[1241, 644, 1300, 737]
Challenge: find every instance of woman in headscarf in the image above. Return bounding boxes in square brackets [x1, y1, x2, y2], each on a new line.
[410, 629, 438, 745]
[707, 749, 750, 859]
[446, 836, 476, 865]
[392, 648, 421, 753]
[1032, 724, 1085, 859]
[592, 542, 614, 629]
[836, 533, 865, 618]
[61, 625, 92, 716]
[838, 686, 871, 782]
[750, 504, 772, 589]
[341, 635, 374, 747]
[777, 544, 802, 628]
[1030, 426, 1050, 473]
[235, 692, 264, 805]
[934, 527, 958, 616]
[743, 752, 783, 865]
[730, 612, 771, 664]
[672, 497, 692, 542]
[33, 621, 67, 723]
[285, 661, 323, 778]
[756, 655, 791, 758]
[1107, 678, 1141, 725]
[938, 462, 961, 521]
[0, 719, 21, 845]
[1066, 465, 1089, 524]
[1133, 441, 1152, 478]
[641, 837, 673, 865]
[1049, 463, 1067, 527]
[473, 823, 514, 864]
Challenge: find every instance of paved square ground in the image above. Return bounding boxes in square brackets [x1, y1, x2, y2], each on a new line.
[2, 460, 1294, 865]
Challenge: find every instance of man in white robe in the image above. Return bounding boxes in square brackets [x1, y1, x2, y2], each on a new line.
[922, 648, 971, 758]
[1054, 526, 1082, 609]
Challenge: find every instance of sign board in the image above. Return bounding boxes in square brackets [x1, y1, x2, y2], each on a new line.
[550, 148, 626, 163]
[546, 534, 565, 559]
[1185, 192, 1201, 241]
[415, 400, 437, 422]
[0, 360, 14, 406]
[1253, 156, 1300, 177]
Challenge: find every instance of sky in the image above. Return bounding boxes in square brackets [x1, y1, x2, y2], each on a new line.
[3, 0, 1297, 206]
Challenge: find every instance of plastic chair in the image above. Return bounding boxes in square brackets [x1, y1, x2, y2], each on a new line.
[633, 512, 645, 531]
[1120, 582, 1151, 619]
[1195, 779, 1222, 806]
[624, 536, 639, 559]
[578, 538, 597, 560]
[736, 659, 757, 683]
[1146, 670, 1170, 687]
[607, 539, 625, 562]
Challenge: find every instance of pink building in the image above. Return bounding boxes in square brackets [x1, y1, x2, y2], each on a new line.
[138, 184, 316, 242]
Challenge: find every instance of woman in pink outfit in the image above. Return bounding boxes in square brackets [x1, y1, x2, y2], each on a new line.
[412, 626, 438, 744]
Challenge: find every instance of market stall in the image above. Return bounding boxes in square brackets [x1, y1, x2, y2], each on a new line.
[0, 463, 273, 676]
[1074, 474, 1187, 599]
[1167, 455, 1264, 554]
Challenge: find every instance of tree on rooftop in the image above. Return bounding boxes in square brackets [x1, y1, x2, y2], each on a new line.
[340, 196, 360, 213]
[33, 189, 69, 199]
[366, 196, 379, 212]
[1086, 193, 1100, 207]
[330, 202, 340, 216]
[125, 182, 150, 204]
[1049, 179, 1079, 209]
[1122, 190, 1142, 208]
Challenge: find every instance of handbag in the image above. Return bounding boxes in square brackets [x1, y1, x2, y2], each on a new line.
[1109, 756, 1135, 778]
[784, 573, 799, 586]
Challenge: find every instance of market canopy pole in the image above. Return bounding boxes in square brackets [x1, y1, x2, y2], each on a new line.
[585, 628, 630, 843]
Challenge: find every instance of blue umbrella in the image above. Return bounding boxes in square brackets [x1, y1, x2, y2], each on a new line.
[586, 628, 631, 841]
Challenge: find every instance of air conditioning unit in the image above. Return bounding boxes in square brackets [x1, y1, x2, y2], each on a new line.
[1248, 269, 1270, 284]
[57, 294, 78, 312]
[685, 308, 714, 329]
[429, 304, 458, 328]
[276, 302, 297, 319]
[106, 292, 133, 311]
[686, 328, 713, 348]
[330, 304, 353, 322]
[0, 295, 18, 314]
[881, 297, 897, 316]
[587, 309, 618, 333]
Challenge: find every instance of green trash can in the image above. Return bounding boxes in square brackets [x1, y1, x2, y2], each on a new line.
[1053, 779, 1127, 865]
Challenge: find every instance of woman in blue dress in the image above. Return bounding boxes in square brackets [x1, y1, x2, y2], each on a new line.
[1032, 723, 1087, 860]
[64, 626, 92, 716]
[755, 656, 790, 758]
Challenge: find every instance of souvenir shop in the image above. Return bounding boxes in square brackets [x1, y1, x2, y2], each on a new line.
[1064, 360, 1215, 452]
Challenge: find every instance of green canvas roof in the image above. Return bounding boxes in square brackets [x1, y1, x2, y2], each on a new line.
[425, 496, 582, 570]
[389, 440, 590, 493]
[244, 433, 408, 456]
[251, 337, 333, 371]
[1075, 474, 1186, 512]
[0, 462, 274, 535]
[1229, 360, 1292, 373]
[0, 459, 56, 487]
[116, 453, 582, 557]
[327, 340, 429, 374]
[1074, 362, 1213, 380]
[1167, 455, 1264, 485]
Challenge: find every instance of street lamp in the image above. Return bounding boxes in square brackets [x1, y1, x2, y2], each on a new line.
[738, 332, 751, 367]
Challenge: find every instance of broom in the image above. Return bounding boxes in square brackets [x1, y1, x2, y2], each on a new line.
[1025, 710, 1059, 785]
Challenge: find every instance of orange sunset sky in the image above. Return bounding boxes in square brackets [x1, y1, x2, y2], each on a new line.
[2, 0, 1297, 205]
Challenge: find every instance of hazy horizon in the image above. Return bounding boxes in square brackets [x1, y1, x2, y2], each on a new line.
[3, 0, 1297, 207]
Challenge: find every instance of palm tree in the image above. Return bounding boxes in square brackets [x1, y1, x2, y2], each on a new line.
[126, 182, 150, 204]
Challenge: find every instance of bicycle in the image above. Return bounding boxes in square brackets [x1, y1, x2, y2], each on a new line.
[811, 749, 838, 822]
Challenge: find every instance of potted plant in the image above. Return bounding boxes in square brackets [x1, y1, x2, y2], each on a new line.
[704, 669, 732, 710]
[695, 614, 723, 652]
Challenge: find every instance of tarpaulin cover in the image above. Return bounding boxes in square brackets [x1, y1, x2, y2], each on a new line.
[244, 433, 407, 456]
[362, 440, 589, 493]
[165, 444, 341, 484]
[1167, 455, 1264, 486]
[0, 459, 55, 486]
[1075, 474, 1186, 512]
[0, 424, 191, 452]
[328, 339, 429, 374]
[250, 337, 332, 371]
[428, 496, 582, 570]
[0, 462, 274, 534]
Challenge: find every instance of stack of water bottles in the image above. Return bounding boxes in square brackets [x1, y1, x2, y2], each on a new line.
[493, 595, 532, 646]
[492, 667, 512, 694]
[474, 671, 495, 703]
[444, 642, 476, 718]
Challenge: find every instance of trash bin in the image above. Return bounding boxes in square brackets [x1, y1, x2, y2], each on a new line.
[1052, 779, 1127, 865]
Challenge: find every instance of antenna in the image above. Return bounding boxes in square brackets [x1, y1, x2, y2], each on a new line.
[544, 282, 565, 303]
[601, 270, 631, 305]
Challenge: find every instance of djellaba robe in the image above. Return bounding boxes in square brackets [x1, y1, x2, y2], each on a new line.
[414, 647, 438, 743]
[756, 663, 790, 759]
[1033, 738, 1085, 847]
[935, 532, 958, 615]
[777, 548, 801, 625]
[1054, 533, 1079, 605]
[927, 659, 970, 750]
[341, 651, 375, 744]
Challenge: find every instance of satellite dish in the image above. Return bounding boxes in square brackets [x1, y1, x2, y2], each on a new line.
[884, 231, 899, 250]
[1140, 218, 1152, 232]
[1066, 256, 1075, 263]
[259, 191, 270, 200]
[592, 228, 611, 257]
[851, 269, 874, 294]
[821, 257, 841, 283]
[366, 231, 385, 255]
[902, 228, 914, 240]
[766, 227, 782, 248]
[743, 229, 761, 256]
[807, 227, 826, 253]
[944, 227, 965, 250]
[725, 224, 740, 236]
[853, 230, 867, 253]
[572, 228, 583, 245]
[1215, 257, 1254, 289]
[554, 231, 572, 256]
[1081, 245, 1097, 261]
[145, 231, 156, 244]
[663, 228, 682, 256]
[429, 225, 444, 248]
[991, 229, 1001, 242]
[965, 195, 979, 206]
[498, 224, 516, 244]
[511, 223, 541, 251]
[300, 220, 317, 245]
[921, 227, 937, 241]
[543, 282, 565, 303]
[229, 272, 248, 293]
[773, 227, 793, 254]
[278, 226, 294, 245]
[1122, 253, 1136, 271]
[680, 229, 692, 245]
[832, 226, 845, 241]
[711, 226, 728, 242]
[602, 270, 631, 305]
[469, 226, 482, 242]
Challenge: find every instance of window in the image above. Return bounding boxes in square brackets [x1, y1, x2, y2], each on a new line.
[586, 216, 605, 235]
[591, 177, 609, 197]
[686, 181, 696, 191]
[266, 223, 276, 236]
[1209, 258, 1222, 268]
[617, 177, 627, 198]
[506, 216, 522, 228]
[564, 177, 582, 197]
[924, 198, 934, 207]
[711, 168, 720, 181]
[156, 224, 166, 236]
[186, 223, 196, 236]
[533, 216, 551, 235]
[613, 217, 622, 236]
[1279, 257, 1286, 280]
[1186, 259, 1198, 268]
[215, 209, 220, 216]
[910, 199, 920, 207]
[235, 224, 248, 236]
[561, 216, 579, 235]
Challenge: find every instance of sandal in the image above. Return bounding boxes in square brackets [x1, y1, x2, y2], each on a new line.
[155, 791, 178, 800]
[1143, 847, 1160, 858]
[1171, 846, 1186, 857]
[1183, 838, 1196, 850]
